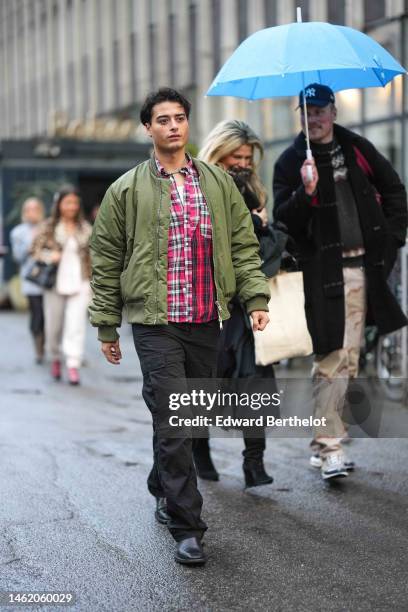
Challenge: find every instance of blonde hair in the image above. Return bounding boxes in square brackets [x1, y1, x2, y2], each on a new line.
[21, 198, 45, 223]
[198, 120, 267, 207]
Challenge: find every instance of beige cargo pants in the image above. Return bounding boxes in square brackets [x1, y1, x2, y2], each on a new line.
[311, 267, 366, 457]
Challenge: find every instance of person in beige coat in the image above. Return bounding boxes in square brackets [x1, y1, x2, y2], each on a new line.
[32, 185, 92, 385]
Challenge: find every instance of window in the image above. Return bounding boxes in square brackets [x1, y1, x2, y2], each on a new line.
[66, 0, 74, 61]
[111, 0, 118, 38]
[40, 0, 47, 23]
[211, 0, 221, 74]
[149, 22, 157, 90]
[129, 31, 137, 102]
[16, 0, 24, 34]
[147, 0, 158, 90]
[113, 39, 120, 108]
[20, 83, 26, 134]
[95, 0, 102, 46]
[128, 0, 137, 100]
[97, 47, 104, 112]
[147, 0, 155, 23]
[67, 61, 74, 119]
[168, 10, 176, 86]
[41, 74, 49, 130]
[237, 0, 247, 43]
[31, 78, 38, 133]
[81, 55, 89, 117]
[53, 68, 60, 110]
[28, 1, 35, 27]
[188, 2, 197, 85]
[264, 0, 276, 26]
[327, 0, 345, 25]
[364, 0, 385, 24]
[128, 0, 134, 23]
[365, 121, 402, 173]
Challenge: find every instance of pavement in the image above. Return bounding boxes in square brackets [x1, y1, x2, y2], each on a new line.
[1, 311, 408, 612]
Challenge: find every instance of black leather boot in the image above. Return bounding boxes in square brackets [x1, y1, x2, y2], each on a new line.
[175, 537, 206, 565]
[155, 497, 170, 524]
[243, 459, 273, 488]
[193, 438, 219, 481]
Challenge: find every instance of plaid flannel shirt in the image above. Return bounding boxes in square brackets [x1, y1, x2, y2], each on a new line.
[156, 156, 217, 323]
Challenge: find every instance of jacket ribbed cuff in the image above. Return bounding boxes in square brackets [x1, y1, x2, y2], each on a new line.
[97, 326, 120, 342]
[245, 296, 269, 314]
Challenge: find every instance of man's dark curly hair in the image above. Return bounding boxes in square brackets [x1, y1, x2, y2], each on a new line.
[140, 88, 191, 125]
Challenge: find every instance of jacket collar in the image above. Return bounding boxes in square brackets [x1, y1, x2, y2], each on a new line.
[155, 153, 195, 178]
[293, 124, 359, 158]
[149, 152, 196, 178]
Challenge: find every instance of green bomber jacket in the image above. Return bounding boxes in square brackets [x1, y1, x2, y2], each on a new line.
[88, 157, 270, 342]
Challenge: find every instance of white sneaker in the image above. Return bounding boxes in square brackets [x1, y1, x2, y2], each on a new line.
[310, 453, 323, 468]
[321, 453, 348, 480]
[310, 453, 355, 471]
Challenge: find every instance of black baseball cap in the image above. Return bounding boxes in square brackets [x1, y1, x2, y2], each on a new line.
[297, 83, 335, 109]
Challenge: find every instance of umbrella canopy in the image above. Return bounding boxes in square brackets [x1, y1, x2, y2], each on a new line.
[206, 21, 406, 100]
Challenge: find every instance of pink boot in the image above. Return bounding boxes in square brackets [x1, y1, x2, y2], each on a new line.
[67, 367, 80, 386]
[51, 360, 61, 380]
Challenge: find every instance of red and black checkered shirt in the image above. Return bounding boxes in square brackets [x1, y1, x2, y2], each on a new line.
[156, 156, 217, 323]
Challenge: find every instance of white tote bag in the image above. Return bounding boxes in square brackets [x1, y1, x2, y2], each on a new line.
[253, 271, 313, 365]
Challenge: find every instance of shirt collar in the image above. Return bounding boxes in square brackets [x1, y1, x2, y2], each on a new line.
[155, 153, 194, 177]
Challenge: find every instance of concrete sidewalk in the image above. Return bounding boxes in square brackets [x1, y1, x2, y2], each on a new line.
[1, 312, 407, 611]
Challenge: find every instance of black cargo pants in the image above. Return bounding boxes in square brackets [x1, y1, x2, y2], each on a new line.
[132, 320, 219, 542]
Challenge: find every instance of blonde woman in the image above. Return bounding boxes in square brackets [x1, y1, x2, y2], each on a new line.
[32, 185, 92, 385]
[10, 198, 46, 363]
[197, 120, 274, 487]
[199, 119, 268, 225]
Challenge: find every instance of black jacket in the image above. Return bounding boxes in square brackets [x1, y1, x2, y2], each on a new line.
[273, 124, 407, 354]
[218, 170, 277, 378]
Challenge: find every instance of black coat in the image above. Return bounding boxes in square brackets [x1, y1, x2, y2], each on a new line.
[217, 170, 278, 379]
[273, 124, 408, 355]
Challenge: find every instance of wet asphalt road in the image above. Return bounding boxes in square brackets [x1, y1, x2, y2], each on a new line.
[1, 312, 408, 612]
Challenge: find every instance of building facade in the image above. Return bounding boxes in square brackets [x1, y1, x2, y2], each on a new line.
[1, 0, 408, 194]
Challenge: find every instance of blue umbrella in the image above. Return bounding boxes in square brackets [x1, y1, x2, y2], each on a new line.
[206, 21, 406, 100]
[206, 12, 406, 177]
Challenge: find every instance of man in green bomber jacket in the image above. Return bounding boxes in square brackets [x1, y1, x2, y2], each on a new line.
[89, 88, 270, 566]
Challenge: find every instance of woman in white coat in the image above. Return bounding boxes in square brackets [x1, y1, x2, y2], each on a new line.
[32, 185, 92, 385]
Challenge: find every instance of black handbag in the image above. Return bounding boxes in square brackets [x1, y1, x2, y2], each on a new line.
[258, 223, 288, 278]
[24, 260, 58, 289]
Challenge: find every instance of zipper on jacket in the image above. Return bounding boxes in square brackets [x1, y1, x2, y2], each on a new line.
[154, 187, 164, 324]
[215, 300, 223, 330]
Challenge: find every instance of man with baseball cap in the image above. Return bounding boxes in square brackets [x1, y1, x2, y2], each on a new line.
[296, 83, 335, 109]
[273, 83, 407, 481]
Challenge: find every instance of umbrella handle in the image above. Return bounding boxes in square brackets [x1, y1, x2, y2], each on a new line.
[302, 82, 313, 183]
[306, 148, 313, 183]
